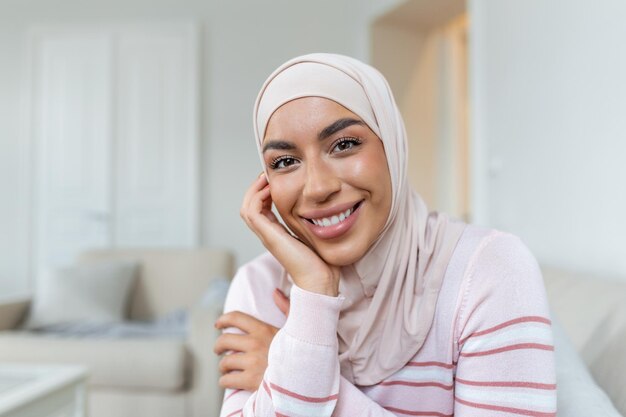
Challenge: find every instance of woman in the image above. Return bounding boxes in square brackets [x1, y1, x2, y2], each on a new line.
[214, 53, 556, 417]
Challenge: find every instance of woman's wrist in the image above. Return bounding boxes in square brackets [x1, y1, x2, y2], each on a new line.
[304, 283, 339, 297]
[295, 275, 339, 297]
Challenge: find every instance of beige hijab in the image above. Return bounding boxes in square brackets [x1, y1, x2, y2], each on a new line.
[253, 53, 466, 386]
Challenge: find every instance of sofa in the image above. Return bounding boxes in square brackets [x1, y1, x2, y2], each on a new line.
[0, 248, 235, 417]
[543, 266, 626, 416]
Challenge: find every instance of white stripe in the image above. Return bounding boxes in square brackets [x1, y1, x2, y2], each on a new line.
[463, 323, 552, 353]
[456, 384, 556, 412]
[272, 389, 336, 417]
[390, 367, 453, 385]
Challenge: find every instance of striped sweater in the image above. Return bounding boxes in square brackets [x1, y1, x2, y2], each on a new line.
[219, 226, 557, 417]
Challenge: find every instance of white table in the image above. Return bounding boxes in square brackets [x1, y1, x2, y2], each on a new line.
[0, 363, 87, 417]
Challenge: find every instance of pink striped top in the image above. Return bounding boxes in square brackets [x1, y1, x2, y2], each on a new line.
[219, 226, 557, 417]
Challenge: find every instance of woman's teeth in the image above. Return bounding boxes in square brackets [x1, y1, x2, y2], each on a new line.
[311, 207, 354, 227]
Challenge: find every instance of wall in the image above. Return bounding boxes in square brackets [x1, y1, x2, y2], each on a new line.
[469, 0, 626, 278]
[0, 0, 398, 296]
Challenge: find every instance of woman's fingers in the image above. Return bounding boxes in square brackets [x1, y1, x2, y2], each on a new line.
[214, 309, 281, 392]
[219, 352, 243, 374]
[215, 311, 279, 342]
[215, 345, 270, 392]
[219, 369, 263, 392]
[213, 333, 259, 355]
[241, 175, 270, 219]
[216, 311, 266, 333]
[219, 352, 255, 374]
[273, 289, 290, 316]
[240, 175, 283, 244]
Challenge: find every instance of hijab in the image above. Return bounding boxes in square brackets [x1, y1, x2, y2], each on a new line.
[253, 53, 466, 386]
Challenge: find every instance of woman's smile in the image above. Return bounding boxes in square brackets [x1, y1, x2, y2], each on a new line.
[263, 97, 392, 266]
[301, 200, 363, 240]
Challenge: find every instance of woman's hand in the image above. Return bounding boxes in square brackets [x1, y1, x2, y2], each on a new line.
[214, 289, 290, 391]
[240, 174, 340, 296]
[213, 311, 277, 391]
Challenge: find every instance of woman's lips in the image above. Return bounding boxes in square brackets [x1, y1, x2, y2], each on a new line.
[302, 202, 362, 240]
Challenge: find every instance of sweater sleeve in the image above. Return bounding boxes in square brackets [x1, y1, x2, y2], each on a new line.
[453, 232, 557, 416]
[219, 258, 400, 417]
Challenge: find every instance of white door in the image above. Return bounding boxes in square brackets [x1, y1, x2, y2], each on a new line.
[114, 27, 199, 247]
[30, 23, 199, 272]
[33, 32, 113, 271]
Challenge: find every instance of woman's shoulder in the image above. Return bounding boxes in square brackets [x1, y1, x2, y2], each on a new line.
[458, 225, 540, 278]
[449, 225, 545, 314]
[453, 225, 548, 326]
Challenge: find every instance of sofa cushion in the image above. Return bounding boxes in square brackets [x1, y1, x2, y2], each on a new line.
[78, 248, 234, 320]
[23, 260, 138, 329]
[552, 315, 622, 416]
[0, 332, 187, 391]
[542, 266, 626, 352]
[585, 304, 626, 416]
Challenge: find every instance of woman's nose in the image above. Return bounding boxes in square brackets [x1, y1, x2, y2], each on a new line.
[302, 159, 341, 203]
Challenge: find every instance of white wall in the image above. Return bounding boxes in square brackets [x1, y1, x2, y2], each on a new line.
[0, 0, 397, 296]
[470, 0, 626, 278]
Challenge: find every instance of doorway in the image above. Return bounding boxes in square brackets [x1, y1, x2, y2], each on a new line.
[372, 1, 469, 221]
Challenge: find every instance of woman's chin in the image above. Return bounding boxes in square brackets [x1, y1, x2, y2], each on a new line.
[291, 227, 369, 267]
[317, 246, 365, 268]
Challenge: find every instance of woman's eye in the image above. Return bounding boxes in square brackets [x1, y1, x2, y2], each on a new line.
[270, 156, 298, 170]
[332, 137, 362, 153]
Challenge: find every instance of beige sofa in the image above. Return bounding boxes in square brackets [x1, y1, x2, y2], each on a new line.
[0, 248, 234, 417]
[543, 266, 626, 415]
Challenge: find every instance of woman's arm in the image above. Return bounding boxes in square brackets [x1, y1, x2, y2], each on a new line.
[217, 283, 401, 417]
[453, 232, 557, 417]
[219, 173, 343, 416]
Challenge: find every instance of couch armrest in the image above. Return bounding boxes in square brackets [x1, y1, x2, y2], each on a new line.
[0, 297, 31, 331]
[187, 302, 225, 417]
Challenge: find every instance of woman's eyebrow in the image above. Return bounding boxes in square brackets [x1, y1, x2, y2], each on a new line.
[318, 118, 365, 141]
[262, 140, 295, 153]
[262, 118, 364, 153]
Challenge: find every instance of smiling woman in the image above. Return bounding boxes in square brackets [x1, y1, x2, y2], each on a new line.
[215, 54, 557, 417]
[262, 98, 391, 267]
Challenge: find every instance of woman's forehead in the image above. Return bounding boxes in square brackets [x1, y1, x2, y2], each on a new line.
[264, 97, 367, 141]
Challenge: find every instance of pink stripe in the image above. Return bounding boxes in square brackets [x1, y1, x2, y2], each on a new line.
[384, 406, 453, 417]
[380, 380, 453, 390]
[455, 378, 557, 390]
[455, 397, 556, 417]
[262, 379, 273, 399]
[406, 361, 454, 369]
[225, 410, 242, 417]
[459, 316, 551, 345]
[224, 389, 243, 402]
[268, 381, 338, 403]
[460, 343, 554, 357]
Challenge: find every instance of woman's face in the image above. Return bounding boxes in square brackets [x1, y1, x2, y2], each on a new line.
[262, 97, 392, 266]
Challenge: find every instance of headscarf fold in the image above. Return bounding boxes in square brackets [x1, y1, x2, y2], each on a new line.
[253, 53, 466, 386]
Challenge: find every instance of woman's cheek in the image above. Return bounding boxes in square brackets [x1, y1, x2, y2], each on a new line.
[269, 180, 295, 218]
[343, 156, 369, 182]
